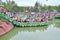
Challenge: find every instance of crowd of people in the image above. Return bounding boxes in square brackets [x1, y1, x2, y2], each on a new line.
[0, 6, 57, 23]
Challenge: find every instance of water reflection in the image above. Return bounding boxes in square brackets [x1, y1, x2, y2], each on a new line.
[54, 19, 60, 29]
[18, 26, 48, 32]
[10, 24, 60, 40]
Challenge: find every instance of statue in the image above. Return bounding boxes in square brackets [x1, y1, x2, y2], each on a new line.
[24, 7, 30, 15]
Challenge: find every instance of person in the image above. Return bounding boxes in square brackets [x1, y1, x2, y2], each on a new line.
[17, 16, 21, 22]
[47, 12, 51, 18]
[38, 16, 42, 22]
[13, 16, 18, 21]
[0, 5, 7, 14]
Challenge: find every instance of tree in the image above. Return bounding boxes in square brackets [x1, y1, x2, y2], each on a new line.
[57, 5, 60, 12]
[34, 1, 39, 12]
[0, 0, 2, 4]
[5, 0, 16, 11]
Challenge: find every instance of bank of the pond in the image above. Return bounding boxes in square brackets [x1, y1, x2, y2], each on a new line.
[0, 27, 17, 40]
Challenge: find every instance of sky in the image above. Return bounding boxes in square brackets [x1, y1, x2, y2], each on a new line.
[2, 0, 60, 6]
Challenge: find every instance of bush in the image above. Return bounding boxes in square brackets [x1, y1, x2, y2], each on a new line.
[54, 16, 60, 19]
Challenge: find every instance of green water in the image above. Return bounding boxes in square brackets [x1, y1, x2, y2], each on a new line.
[0, 19, 60, 40]
[9, 24, 60, 40]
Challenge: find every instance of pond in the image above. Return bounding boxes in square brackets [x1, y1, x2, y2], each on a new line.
[10, 24, 60, 40]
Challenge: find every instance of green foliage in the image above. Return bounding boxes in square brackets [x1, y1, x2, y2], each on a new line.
[30, 7, 35, 12]
[0, 0, 60, 12]
[57, 5, 60, 12]
[5, 0, 17, 11]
